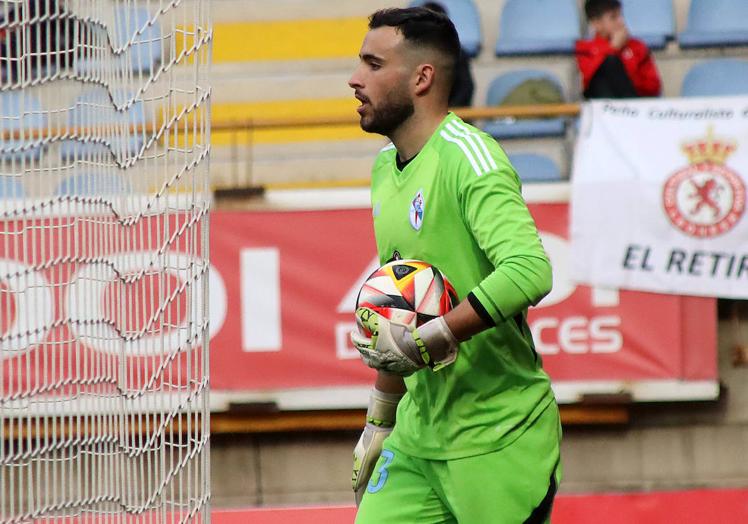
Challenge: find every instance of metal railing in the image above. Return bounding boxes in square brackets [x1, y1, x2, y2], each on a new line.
[0, 103, 582, 193]
[212, 103, 582, 193]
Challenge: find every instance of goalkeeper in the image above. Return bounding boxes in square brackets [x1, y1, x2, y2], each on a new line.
[348, 7, 561, 523]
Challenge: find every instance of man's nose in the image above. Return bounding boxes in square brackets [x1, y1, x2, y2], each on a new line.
[349, 68, 363, 89]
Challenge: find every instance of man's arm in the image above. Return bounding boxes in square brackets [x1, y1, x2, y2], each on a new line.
[626, 41, 662, 97]
[351, 385, 403, 505]
[443, 298, 488, 342]
[375, 370, 407, 394]
[575, 37, 616, 92]
[458, 160, 552, 326]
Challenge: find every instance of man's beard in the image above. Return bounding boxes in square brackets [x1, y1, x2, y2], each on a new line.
[360, 89, 414, 136]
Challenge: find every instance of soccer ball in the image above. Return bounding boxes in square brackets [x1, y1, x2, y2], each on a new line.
[355, 259, 458, 337]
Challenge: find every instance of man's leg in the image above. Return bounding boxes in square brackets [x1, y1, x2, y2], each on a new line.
[584, 55, 638, 99]
[356, 444, 457, 524]
[433, 402, 562, 524]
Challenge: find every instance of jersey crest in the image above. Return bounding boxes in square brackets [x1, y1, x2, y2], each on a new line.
[409, 189, 425, 231]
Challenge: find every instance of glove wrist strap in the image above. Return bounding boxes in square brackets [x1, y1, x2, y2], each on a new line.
[366, 388, 403, 428]
[415, 316, 459, 372]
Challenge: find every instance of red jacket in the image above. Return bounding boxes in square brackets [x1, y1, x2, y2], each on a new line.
[575, 36, 662, 97]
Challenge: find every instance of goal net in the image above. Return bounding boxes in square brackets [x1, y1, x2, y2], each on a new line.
[0, 0, 212, 522]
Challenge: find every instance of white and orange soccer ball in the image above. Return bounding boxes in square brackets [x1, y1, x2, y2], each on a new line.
[355, 259, 458, 337]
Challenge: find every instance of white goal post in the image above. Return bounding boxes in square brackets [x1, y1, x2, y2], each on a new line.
[0, 0, 212, 522]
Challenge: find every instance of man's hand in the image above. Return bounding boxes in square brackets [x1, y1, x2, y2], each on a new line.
[610, 26, 629, 50]
[350, 307, 459, 376]
[352, 389, 403, 506]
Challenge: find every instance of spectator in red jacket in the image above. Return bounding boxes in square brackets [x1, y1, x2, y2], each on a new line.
[576, 0, 661, 99]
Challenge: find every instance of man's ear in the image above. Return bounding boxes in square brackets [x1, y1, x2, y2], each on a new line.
[413, 63, 435, 96]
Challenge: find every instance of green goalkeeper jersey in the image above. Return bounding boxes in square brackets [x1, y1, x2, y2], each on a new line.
[370, 112, 555, 460]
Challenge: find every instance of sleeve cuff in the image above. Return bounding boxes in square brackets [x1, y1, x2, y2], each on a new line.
[470, 272, 532, 325]
[467, 292, 495, 327]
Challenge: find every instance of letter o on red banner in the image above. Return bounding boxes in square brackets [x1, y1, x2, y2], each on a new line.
[65, 252, 226, 357]
[0, 259, 55, 358]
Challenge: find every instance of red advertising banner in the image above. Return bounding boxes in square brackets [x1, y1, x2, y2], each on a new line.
[207, 203, 717, 406]
[0, 212, 208, 402]
[0, 203, 717, 409]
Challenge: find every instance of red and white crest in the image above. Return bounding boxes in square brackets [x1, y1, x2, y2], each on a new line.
[662, 128, 745, 238]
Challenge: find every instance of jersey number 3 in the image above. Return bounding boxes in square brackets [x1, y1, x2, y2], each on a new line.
[367, 449, 395, 494]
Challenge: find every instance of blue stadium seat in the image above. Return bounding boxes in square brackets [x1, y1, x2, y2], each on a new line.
[0, 177, 26, 198]
[55, 173, 131, 196]
[621, 0, 674, 50]
[61, 88, 146, 161]
[495, 0, 581, 56]
[410, 0, 482, 57]
[0, 91, 46, 161]
[681, 59, 748, 97]
[482, 70, 566, 139]
[77, 7, 162, 75]
[508, 153, 562, 183]
[679, 0, 748, 48]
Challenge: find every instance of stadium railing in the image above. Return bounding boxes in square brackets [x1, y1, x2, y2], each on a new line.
[210, 103, 582, 196]
[1, 103, 581, 196]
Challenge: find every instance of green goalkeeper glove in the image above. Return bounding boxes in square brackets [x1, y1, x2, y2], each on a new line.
[352, 388, 403, 506]
[350, 307, 459, 376]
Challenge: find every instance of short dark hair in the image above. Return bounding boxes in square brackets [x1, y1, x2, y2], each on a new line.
[368, 7, 460, 89]
[422, 2, 447, 15]
[584, 0, 622, 20]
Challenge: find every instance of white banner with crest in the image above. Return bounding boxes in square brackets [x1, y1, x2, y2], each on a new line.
[570, 96, 748, 298]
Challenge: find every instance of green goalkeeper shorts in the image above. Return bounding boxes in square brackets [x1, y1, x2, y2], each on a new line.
[355, 401, 562, 524]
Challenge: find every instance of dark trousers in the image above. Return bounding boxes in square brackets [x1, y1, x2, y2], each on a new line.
[584, 55, 638, 99]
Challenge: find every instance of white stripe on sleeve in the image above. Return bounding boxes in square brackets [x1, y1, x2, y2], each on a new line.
[445, 122, 491, 173]
[451, 121, 498, 170]
[439, 130, 485, 176]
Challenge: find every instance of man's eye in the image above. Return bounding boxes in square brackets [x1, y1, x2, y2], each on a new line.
[370, 63, 381, 70]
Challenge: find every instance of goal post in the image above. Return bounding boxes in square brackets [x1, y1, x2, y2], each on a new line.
[0, 0, 212, 522]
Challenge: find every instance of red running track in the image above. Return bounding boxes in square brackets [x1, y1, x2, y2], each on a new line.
[214, 488, 748, 524]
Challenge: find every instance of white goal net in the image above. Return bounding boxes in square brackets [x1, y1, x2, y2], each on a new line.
[0, 0, 212, 522]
